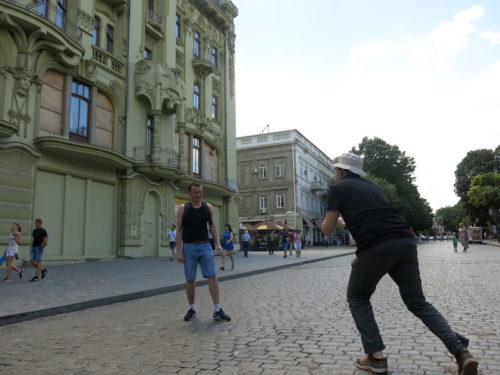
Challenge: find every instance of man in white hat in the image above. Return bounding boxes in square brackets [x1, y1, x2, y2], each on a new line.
[321, 152, 477, 375]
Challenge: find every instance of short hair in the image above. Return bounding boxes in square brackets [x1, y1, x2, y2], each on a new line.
[172, 224, 176, 228]
[35, 218, 43, 224]
[188, 183, 202, 192]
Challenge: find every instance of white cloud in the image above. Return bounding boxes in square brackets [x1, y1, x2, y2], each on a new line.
[236, 5, 500, 210]
[480, 30, 500, 45]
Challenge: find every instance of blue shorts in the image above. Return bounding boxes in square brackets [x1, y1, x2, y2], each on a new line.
[30, 246, 44, 261]
[183, 243, 216, 281]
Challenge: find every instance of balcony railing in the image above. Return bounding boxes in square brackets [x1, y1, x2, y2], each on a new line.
[92, 46, 125, 75]
[134, 146, 178, 168]
[7, 0, 82, 45]
[146, 8, 163, 24]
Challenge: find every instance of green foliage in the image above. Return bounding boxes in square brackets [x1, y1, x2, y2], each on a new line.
[454, 149, 499, 201]
[352, 137, 433, 231]
[467, 173, 500, 210]
[435, 202, 467, 231]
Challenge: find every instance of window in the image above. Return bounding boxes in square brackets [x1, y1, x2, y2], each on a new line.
[70, 81, 91, 140]
[211, 96, 218, 120]
[193, 84, 200, 109]
[176, 14, 181, 39]
[211, 47, 218, 67]
[259, 196, 268, 210]
[275, 160, 284, 177]
[93, 17, 100, 46]
[192, 136, 201, 175]
[276, 194, 285, 209]
[194, 32, 200, 57]
[36, 0, 48, 18]
[106, 25, 114, 54]
[258, 162, 267, 179]
[146, 116, 154, 159]
[147, 0, 154, 14]
[144, 48, 152, 60]
[56, 0, 66, 30]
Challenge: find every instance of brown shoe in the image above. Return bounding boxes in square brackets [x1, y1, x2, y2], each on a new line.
[355, 354, 388, 374]
[456, 350, 478, 375]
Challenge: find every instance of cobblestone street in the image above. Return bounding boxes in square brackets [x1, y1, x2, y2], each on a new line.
[0, 242, 499, 375]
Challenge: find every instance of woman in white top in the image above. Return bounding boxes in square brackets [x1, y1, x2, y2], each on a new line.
[3, 223, 23, 281]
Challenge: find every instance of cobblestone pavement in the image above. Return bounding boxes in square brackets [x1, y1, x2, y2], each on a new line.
[0, 242, 498, 375]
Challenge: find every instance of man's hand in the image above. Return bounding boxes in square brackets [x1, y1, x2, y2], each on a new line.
[176, 251, 184, 264]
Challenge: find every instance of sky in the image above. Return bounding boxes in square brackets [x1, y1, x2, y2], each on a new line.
[233, 0, 500, 211]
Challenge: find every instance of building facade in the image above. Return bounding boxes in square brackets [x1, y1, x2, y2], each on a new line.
[236, 130, 334, 244]
[0, 0, 239, 263]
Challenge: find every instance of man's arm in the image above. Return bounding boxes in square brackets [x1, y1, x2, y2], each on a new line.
[175, 205, 184, 262]
[207, 204, 222, 251]
[41, 233, 48, 248]
[321, 210, 342, 236]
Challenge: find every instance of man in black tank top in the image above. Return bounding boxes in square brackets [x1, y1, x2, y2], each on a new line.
[321, 153, 477, 375]
[176, 183, 231, 322]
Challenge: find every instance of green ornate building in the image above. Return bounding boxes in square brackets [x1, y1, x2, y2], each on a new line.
[0, 0, 239, 262]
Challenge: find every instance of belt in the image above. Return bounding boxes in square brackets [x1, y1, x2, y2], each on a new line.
[185, 240, 211, 244]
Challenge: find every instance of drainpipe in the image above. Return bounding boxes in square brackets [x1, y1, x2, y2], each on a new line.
[223, 29, 229, 223]
[291, 136, 297, 228]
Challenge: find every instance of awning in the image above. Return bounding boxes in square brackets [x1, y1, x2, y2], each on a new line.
[303, 217, 316, 228]
[273, 218, 287, 225]
[313, 219, 323, 228]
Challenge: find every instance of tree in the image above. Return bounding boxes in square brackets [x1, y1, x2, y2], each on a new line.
[351, 137, 433, 231]
[454, 149, 500, 201]
[467, 173, 500, 211]
[435, 202, 468, 231]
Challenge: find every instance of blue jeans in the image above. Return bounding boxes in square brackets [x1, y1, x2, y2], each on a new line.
[183, 243, 216, 281]
[242, 241, 249, 257]
[30, 246, 44, 261]
[347, 238, 468, 355]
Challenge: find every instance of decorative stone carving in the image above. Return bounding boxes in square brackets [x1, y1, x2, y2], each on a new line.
[77, 9, 94, 34]
[136, 60, 152, 74]
[83, 59, 97, 81]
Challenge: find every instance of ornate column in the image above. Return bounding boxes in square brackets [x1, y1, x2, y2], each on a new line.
[177, 122, 187, 173]
[151, 110, 161, 163]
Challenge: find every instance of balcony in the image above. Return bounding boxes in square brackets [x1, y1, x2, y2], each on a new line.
[3, 0, 83, 47]
[310, 181, 327, 193]
[34, 136, 132, 168]
[133, 146, 181, 179]
[192, 55, 214, 81]
[0, 119, 19, 138]
[92, 46, 125, 77]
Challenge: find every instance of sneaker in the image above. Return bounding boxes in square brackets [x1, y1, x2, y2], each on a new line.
[41, 268, 47, 279]
[456, 349, 478, 375]
[183, 309, 196, 321]
[2, 277, 12, 282]
[213, 308, 231, 322]
[219, 266, 225, 271]
[355, 354, 388, 374]
[30, 276, 39, 282]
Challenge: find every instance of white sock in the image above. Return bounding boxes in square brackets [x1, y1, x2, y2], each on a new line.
[372, 351, 384, 359]
[214, 304, 221, 312]
[189, 304, 196, 311]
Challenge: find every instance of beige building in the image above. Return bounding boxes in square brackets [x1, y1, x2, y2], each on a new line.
[0, 0, 238, 263]
[237, 130, 334, 244]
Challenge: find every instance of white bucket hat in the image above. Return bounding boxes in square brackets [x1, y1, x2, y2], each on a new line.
[332, 153, 367, 176]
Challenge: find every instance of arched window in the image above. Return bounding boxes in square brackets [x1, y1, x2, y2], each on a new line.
[193, 32, 200, 57]
[39, 70, 65, 135]
[93, 16, 101, 46]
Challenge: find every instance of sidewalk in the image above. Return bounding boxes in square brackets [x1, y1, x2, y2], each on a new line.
[0, 247, 354, 325]
[484, 239, 500, 247]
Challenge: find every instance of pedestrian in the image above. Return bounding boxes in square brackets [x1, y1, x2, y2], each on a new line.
[281, 230, 289, 258]
[2, 223, 23, 281]
[268, 230, 277, 255]
[458, 224, 470, 252]
[220, 224, 235, 271]
[451, 232, 459, 252]
[294, 230, 303, 258]
[30, 218, 48, 282]
[321, 153, 477, 375]
[175, 183, 231, 322]
[168, 224, 177, 261]
[241, 230, 251, 257]
[323, 234, 329, 247]
[288, 231, 295, 256]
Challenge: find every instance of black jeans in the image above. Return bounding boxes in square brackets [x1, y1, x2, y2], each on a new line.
[347, 238, 468, 355]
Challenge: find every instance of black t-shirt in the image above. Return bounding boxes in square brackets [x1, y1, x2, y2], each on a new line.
[32, 228, 48, 247]
[327, 175, 412, 254]
[182, 202, 212, 243]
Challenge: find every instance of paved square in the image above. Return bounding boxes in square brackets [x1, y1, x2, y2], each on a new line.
[0, 242, 498, 374]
